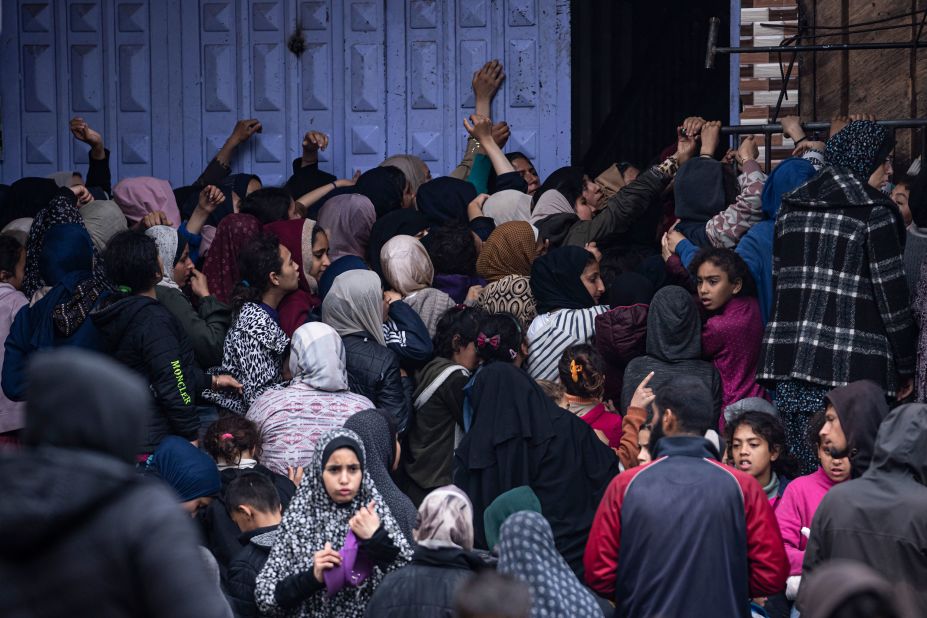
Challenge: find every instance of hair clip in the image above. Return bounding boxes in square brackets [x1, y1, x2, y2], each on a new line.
[476, 332, 500, 349]
[570, 360, 583, 383]
[508, 348, 517, 360]
[241, 279, 250, 288]
[220, 432, 234, 440]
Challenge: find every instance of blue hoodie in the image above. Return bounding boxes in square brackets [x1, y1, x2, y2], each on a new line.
[677, 157, 816, 324]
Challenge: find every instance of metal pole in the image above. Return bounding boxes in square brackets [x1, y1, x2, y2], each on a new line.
[707, 41, 927, 69]
[720, 118, 927, 135]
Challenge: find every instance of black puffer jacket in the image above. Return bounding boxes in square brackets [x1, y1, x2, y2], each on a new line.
[92, 294, 207, 452]
[226, 525, 278, 618]
[342, 332, 412, 432]
[364, 545, 486, 617]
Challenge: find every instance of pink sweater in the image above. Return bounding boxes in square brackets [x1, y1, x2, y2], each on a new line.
[701, 296, 767, 411]
[774, 468, 838, 575]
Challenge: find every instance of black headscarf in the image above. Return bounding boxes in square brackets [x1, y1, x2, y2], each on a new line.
[530, 246, 595, 314]
[531, 166, 584, 207]
[367, 209, 429, 278]
[177, 173, 261, 227]
[23, 348, 152, 464]
[356, 166, 406, 219]
[825, 120, 895, 180]
[416, 177, 477, 227]
[674, 158, 726, 223]
[320, 435, 364, 473]
[454, 362, 619, 573]
[1, 177, 59, 229]
[285, 163, 336, 202]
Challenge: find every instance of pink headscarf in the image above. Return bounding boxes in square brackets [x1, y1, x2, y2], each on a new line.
[317, 194, 376, 262]
[113, 177, 181, 227]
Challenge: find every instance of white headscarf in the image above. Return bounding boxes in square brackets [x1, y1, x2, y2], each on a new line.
[484, 190, 532, 225]
[321, 269, 386, 346]
[145, 225, 181, 290]
[529, 189, 573, 224]
[289, 322, 349, 391]
[380, 235, 433, 297]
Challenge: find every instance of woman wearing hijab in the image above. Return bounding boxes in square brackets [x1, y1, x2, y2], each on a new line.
[201, 213, 263, 304]
[415, 177, 478, 228]
[317, 194, 376, 262]
[146, 225, 231, 369]
[246, 323, 374, 475]
[78, 200, 128, 252]
[204, 234, 298, 414]
[263, 218, 331, 337]
[483, 190, 532, 225]
[759, 119, 916, 475]
[148, 435, 222, 514]
[254, 428, 413, 618]
[343, 409, 417, 544]
[476, 221, 537, 283]
[3, 224, 109, 402]
[321, 270, 412, 432]
[0, 177, 60, 229]
[112, 177, 182, 228]
[356, 166, 407, 218]
[367, 209, 429, 279]
[483, 486, 542, 551]
[380, 235, 455, 339]
[381, 154, 430, 205]
[525, 246, 607, 381]
[454, 362, 619, 575]
[497, 512, 605, 618]
[365, 486, 486, 617]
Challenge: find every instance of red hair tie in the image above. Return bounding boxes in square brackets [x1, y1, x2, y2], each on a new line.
[476, 333, 501, 349]
[220, 433, 234, 440]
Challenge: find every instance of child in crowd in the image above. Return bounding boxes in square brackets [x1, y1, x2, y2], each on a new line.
[775, 411, 851, 602]
[224, 473, 284, 618]
[536, 379, 567, 408]
[558, 344, 621, 447]
[690, 247, 767, 424]
[724, 409, 795, 509]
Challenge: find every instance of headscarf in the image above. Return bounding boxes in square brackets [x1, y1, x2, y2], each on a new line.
[47, 171, 79, 188]
[761, 157, 816, 220]
[112, 177, 181, 227]
[380, 154, 429, 194]
[825, 120, 895, 179]
[483, 486, 542, 550]
[321, 269, 386, 345]
[477, 274, 537, 327]
[285, 165, 335, 202]
[416, 177, 477, 227]
[529, 246, 595, 314]
[367, 209, 428, 277]
[674, 158, 726, 222]
[78, 200, 128, 252]
[497, 512, 603, 618]
[529, 189, 573, 224]
[150, 436, 222, 502]
[483, 190, 532, 225]
[317, 194, 376, 261]
[201, 213, 262, 303]
[0, 177, 59, 229]
[356, 166, 406, 218]
[145, 225, 186, 290]
[23, 191, 104, 299]
[344, 409, 418, 543]
[289, 322, 349, 391]
[380, 235, 433, 296]
[264, 218, 321, 294]
[2, 218, 32, 246]
[414, 485, 474, 551]
[255, 428, 413, 618]
[477, 221, 537, 282]
[319, 256, 367, 300]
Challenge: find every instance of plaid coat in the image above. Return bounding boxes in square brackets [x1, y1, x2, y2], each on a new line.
[758, 166, 915, 396]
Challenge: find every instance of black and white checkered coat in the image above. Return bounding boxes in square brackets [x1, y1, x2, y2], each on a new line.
[758, 166, 915, 396]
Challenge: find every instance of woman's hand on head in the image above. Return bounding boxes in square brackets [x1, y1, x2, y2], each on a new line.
[68, 184, 93, 206]
[465, 284, 484, 303]
[349, 500, 381, 540]
[312, 543, 342, 583]
[133, 211, 171, 230]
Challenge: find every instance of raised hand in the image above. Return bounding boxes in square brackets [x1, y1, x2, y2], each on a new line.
[492, 121, 510, 148]
[302, 130, 329, 153]
[680, 116, 706, 140]
[137, 211, 171, 229]
[348, 500, 381, 540]
[630, 371, 656, 409]
[699, 120, 722, 157]
[676, 126, 697, 165]
[472, 60, 505, 105]
[779, 115, 804, 142]
[230, 119, 262, 144]
[69, 117, 103, 149]
[463, 114, 494, 142]
[198, 185, 224, 213]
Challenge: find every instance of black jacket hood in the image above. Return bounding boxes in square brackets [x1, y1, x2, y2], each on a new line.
[645, 286, 701, 362]
[867, 403, 927, 484]
[825, 380, 889, 478]
[90, 293, 158, 342]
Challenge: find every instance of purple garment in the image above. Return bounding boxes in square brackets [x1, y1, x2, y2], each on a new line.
[432, 273, 486, 304]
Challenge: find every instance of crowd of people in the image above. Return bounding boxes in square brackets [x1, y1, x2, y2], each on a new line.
[0, 59, 925, 618]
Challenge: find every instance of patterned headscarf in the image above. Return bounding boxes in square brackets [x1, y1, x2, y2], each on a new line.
[289, 322, 349, 391]
[477, 274, 537, 328]
[497, 511, 603, 618]
[477, 221, 537, 282]
[201, 213, 262, 303]
[380, 235, 433, 296]
[825, 120, 894, 180]
[254, 428, 412, 618]
[113, 177, 181, 227]
[414, 485, 474, 552]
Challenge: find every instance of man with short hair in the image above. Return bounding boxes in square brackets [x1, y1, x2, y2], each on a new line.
[224, 472, 284, 618]
[584, 376, 788, 618]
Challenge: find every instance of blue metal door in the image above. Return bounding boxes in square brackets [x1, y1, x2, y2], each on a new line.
[1, 0, 570, 186]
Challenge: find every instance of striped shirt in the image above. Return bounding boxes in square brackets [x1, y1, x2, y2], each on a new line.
[525, 306, 609, 381]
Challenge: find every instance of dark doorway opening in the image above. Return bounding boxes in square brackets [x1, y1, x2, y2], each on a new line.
[571, 0, 732, 175]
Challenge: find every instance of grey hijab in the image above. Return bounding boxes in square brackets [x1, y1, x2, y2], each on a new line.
[321, 269, 386, 346]
[289, 322, 349, 391]
[380, 154, 429, 194]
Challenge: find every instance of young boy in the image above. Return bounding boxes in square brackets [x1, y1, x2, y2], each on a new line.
[224, 472, 283, 618]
